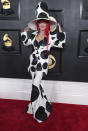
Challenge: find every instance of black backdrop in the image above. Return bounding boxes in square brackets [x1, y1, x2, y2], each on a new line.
[0, 0, 88, 82]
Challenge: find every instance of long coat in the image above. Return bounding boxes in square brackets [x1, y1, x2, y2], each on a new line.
[21, 26, 66, 123]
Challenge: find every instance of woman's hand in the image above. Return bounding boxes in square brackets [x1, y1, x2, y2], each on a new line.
[24, 26, 30, 32]
[57, 23, 62, 32]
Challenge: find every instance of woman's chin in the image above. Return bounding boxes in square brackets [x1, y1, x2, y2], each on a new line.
[40, 28, 46, 31]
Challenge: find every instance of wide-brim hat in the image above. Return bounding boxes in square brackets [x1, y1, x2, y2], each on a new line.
[27, 1, 57, 30]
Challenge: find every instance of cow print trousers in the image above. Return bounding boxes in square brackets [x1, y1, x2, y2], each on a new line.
[25, 61, 52, 123]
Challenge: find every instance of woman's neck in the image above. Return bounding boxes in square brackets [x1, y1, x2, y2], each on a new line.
[39, 30, 45, 36]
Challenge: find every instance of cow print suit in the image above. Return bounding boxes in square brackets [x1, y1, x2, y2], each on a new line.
[21, 1, 66, 123]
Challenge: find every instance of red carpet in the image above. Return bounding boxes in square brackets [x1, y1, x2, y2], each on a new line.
[0, 99, 88, 131]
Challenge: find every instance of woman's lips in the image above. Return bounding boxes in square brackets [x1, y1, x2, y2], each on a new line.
[40, 25, 45, 28]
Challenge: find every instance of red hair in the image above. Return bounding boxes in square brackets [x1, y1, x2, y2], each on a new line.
[36, 19, 50, 51]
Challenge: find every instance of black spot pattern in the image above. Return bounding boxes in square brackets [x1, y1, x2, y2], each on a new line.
[35, 106, 47, 121]
[39, 85, 44, 98]
[33, 54, 36, 58]
[25, 39, 28, 44]
[31, 66, 36, 72]
[40, 1, 48, 12]
[31, 84, 39, 102]
[51, 37, 55, 40]
[37, 63, 42, 71]
[46, 101, 52, 112]
[40, 85, 44, 92]
[43, 62, 48, 69]
[38, 56, 40, 60]
[30, 34, 35, 40]
[21, 35, 26, 41]
[42, 72, 47, 78]
[38, 12, 48, 19]
[36, 51, 38, 54]
[34, 40, 40, 48]
[34, 74, 36, 79]
[57, 32, 65, 41]
[44, 95, 47, 100]
[55, 40, 59, 46]
[40, 50, 48, 59]
[36, 4, 39, 10]
[32, 57, 38, 65]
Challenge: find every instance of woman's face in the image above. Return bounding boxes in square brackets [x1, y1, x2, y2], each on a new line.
[38, 20, 47, 31]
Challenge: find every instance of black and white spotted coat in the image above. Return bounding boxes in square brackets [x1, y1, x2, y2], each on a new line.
[21, 26, 66, 77]
[21, 26, 66, 123]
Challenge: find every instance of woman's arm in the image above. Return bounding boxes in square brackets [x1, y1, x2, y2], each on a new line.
[21, 27, 34, 46]
[51, 23, 66, 48]
[58, 23, 62, 32]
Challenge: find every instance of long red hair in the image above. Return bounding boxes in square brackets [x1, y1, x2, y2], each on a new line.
[36, 19, 50, 51]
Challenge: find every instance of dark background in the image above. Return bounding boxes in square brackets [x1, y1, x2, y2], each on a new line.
[0, 0, 88, 82]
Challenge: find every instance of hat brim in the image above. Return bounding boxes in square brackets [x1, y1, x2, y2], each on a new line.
[27, 18, 57, 30]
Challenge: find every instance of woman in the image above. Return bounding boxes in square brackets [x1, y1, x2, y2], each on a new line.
[21, 1, 66, 123]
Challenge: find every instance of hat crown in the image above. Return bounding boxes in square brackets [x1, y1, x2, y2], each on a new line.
[35, 1, 49, 19]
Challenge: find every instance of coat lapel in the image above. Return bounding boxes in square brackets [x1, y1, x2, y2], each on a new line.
[31, 31, 56, 45]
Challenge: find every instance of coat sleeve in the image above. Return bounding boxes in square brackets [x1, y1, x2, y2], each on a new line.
[51, 25, 66, 48]
[21, 31, 35, 46]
